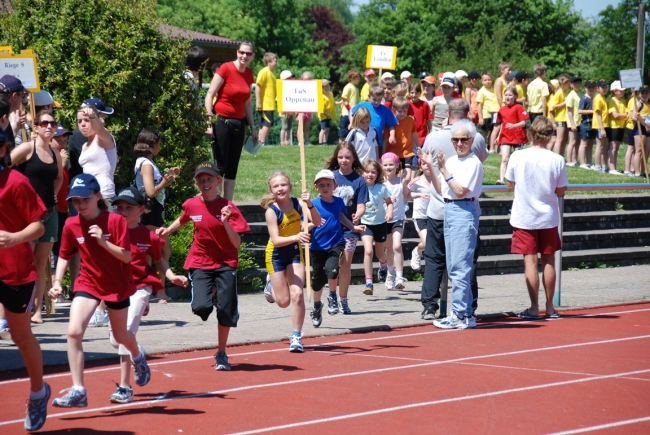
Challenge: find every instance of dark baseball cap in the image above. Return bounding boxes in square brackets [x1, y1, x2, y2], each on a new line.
[111, 186, 145, 206]
[0, 75, 25, 93]
[515, 71, 534, 81]
[419, 71, 430, 80]
[81, 98, 114, 115]
[508, 71, 518, 80]
[596, 80, 610, 87]
[468, 71, 481, 80]
[570, 76, 583, 84]
[639, 85, 650, 92]
[54, 124, 72, 137]
[194, 161, 223, 178]
[67, 174, 101, 199]
[584, 80, 597, 87]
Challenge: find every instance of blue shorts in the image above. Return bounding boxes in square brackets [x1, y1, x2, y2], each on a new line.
[265, 243, 304, 273]
[320, 119, 331, 129]
[338, 115, 350, 138]
[579, 123, 596, 140]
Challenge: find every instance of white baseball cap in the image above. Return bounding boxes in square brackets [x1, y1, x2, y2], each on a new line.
[381, 72, 395, 80]
[400, 71, 413, 80]
[280, 70, 292, 80]
[314, 169, 336, 183]
[455, 70, 468, 80]
[610, 80, 625, 91]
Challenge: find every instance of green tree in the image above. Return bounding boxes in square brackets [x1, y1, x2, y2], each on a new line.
[0, 0, 209, 217]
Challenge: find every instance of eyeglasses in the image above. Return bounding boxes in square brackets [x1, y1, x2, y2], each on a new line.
[451, 137, 470, 144]
[237, 50, 254, 57]
[38, 120, 57, 128]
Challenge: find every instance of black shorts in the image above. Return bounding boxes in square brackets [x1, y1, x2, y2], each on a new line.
[140, 197, 165, 228]
[597, 128, 612, 140]
[361, 222, 388, 243]
[387, 220, 404, 233]
[257, 111, 274, 128]
[75, 291, 130, 310]
[413, 218, 427, 233]
[189, 267, 239, 327]
[320, 119, 331, 129]
[311, 242, 344, 291]
[579, 123, 596, 140]
[529, 113, 542, 123]
[0, 279, 36, 314]
[610, 128, 625, 142]
[399, 156, 414, 169]
[490, 112, 501, 126]
[627, 128, 635, 145]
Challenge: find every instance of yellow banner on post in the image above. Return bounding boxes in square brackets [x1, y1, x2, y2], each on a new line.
[276, 79, 324, 114]
[366, 45, 397, 70]
[0, 48, 41, 92]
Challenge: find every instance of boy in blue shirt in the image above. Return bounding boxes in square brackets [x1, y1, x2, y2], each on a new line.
[351, 83, 398, 156]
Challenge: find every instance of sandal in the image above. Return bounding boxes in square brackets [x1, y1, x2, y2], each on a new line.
[545, 311, 561, 319]
[517, 308, 541, 320]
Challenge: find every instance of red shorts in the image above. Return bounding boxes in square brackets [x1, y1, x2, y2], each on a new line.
[511, 227, 561, 255]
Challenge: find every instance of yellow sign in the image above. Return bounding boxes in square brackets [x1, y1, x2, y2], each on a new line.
[0, 48, 41, 92]
[276, 79, 324, 114]
[366, 45, 397, 70]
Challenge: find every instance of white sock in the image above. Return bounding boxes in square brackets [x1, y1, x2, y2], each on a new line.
[388, 266, 395, 274]
[396, 270, 403, 279]
[72, 385, 86, 393]
[30, 385, 47, 400]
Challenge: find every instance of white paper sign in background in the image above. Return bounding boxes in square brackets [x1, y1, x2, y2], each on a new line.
[277, 79, 324, 114]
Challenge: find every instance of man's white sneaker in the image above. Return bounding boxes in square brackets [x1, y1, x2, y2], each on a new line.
[410, 247, 422, 271]
[433, 314, 468, 330]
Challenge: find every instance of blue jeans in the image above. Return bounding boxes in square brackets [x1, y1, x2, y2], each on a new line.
[444, 201, 479, 318]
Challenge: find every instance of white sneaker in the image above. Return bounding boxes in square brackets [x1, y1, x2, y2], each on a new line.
[410, 247, 421, 271]
[395, 276, 405, 290]
[433, 313, 467, 330]
[385, 272, 396, 290]
[88, 310, 110, 327]
[609, 169, 622, 175]
[579, 164, 591, 169]
[465, 314, 477, 328]
[263, 274, 275, 303]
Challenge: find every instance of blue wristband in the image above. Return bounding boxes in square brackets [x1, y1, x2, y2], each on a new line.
[445, 176, 453, 183]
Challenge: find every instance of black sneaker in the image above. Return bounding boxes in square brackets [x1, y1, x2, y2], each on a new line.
[377, 265, 388, 282]
[340, 297, 352, 314]
[327, 292, 339, 315]
[421, 304, 438, 320]
[311, 302, 323, 327]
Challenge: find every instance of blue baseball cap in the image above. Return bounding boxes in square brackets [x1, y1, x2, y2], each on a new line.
[0, 75, 25, 93]
[81, 98, 114, 115]
[67, 174, 101, 199]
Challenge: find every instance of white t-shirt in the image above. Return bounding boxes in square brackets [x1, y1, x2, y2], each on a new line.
[135, 157, 165, 205]
[346, 127, 378, 164]
[439, 153, 483, 200]
[384, 178, 406, 222]
[408, 175, 431, 219]
[505, 147, 568, 230]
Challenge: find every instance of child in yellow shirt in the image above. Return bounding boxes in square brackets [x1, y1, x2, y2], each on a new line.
[318, 79, 336, 145]
[607, 81, 628, 174]
[360, 69, 375, 102]
[476, 71, 500, 153]
[549, 75, 570, 157]
[592, 80, 611, 172]
[624, 91, 639, 175]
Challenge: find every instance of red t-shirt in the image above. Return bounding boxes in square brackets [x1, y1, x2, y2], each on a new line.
[384, 100, 415, 117]
[59, 210, 135, 302]
[180, 196, 250, 270]
[128, 225, 165, 291]
[56, 167, 69, 213]
[214, 62, 254, 119]
[0, 168, 47, 286]
[497, 103, 529, 145]
[409, 100, 433, 145]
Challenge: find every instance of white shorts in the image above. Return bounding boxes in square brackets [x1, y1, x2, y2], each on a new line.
[110, 286, 152, 356]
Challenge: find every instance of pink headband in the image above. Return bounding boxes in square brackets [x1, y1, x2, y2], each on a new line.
[381, 152, 399, 165]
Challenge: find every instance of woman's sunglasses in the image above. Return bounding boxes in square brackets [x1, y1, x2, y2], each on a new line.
[39, 121, 57, 128]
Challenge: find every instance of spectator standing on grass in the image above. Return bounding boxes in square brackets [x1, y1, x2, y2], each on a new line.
[360, 69, 376, 102]
[566, 76, 583, 167]
[607, 81, 628, 175]
[278, 70, 294, 146]
[318, 79, 336, 145]
[577, 80, 597, 168]
[418, 99, 487, 321]
[506, 116, 567, 320]
[205, 41, 258, 199]
[527, 63, 550, 122]
[255, 52, 278, 146]
[298, 71, 314, 145]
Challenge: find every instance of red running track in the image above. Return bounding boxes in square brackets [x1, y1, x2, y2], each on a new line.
[1, 303, 649, 434]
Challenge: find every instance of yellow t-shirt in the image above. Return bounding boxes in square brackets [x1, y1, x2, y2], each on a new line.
[476, 86, 500, 118]
[566, 90, 582, 126]
[626, 97, 636, 130]
[319, 93, 336, 121]
[527, 77, 549, 114]
[495, 77, 508, 102]
[607, 97, 627, 129]
[516, 84, 525, 100]
[255, 66, 276, 111]
[360, 82, 370, 102]
[340, 83, 360, 117]
[591, 94, 610, 129]
[549, 89, 567, 122]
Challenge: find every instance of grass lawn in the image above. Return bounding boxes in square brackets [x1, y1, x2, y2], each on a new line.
[233, 145, 650, 202]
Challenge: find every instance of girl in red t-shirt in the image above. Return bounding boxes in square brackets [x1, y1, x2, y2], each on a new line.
[49, 174, 151, 408]
[496, 86, 530, 185]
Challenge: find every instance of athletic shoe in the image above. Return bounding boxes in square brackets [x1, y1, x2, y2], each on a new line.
[410, 247, 421, 271]
[385, 273, 396, 291]
[327, 292, 339, 315]
[0, 327, 11, 341]
[363, 282, 374, 295]
[609, 169, 622, 175]
[264, 274, 275, 303]
[311, 303, 323, 327]
[433, 313, 468, 330]
[395, 277, 405, 290]
[25, 382, 51, 431]
[340, 297, 352, 314]
[579, 164, 591, 169]
[55, 295, 72, 307]
[52, 387, 88, 408]
[132, 346, 151, 387]
[215, 350, 231, 371]
[289, 334, 304, 353]
[624, 171, 635, 177]
[421, 305, 438, 320]
[465, 314, 477, 328]
[88, 309, 110, 327]
[109, 384, 134, 403]
[377, 265, 388, 281]
[589, 165, 600, 171]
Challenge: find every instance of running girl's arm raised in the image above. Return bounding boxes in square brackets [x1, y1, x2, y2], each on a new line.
[88, 224, 131, 263]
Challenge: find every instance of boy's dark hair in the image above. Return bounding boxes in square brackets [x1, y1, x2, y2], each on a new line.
[0, 94, 11, 119]
[136, 128, 161, 147]
[211, 62, 221, 75]
[481, 70, 493, 79]
[370, 83, 384, 97]
[186, 46, 210, 72]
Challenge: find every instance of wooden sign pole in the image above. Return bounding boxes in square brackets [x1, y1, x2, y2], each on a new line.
[20, 101, 28, 142]
[296, 117, 313, 303]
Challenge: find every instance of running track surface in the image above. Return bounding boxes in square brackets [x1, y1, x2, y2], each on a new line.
[1, 303, 649, 434]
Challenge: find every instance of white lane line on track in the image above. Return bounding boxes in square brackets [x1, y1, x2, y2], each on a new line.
[545, 416, 650, 434]
[1, 305, 649, 386]
[456, 362, 650, 382]
[225, 369, 650, 435]
[1, 334, 649, 427]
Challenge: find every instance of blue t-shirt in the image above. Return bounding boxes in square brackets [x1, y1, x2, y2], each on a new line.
[310, 197, 345, 251]
[351, 102, 398, 147]
[578, 95, 593, 126]
[334, 169, 369, 238]
[361, 183, 391, 225]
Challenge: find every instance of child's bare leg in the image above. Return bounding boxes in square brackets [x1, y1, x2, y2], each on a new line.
[286, 263, 306, 333]
[625, 141, 635, 172]
[67, 296, 99, 386]
[594, 138, 603, 166]
[362, 236, 375, 279]
[218, 324, 230, 353]
[499, 145, 511, 183]
[609, 141, 620, 171]
[6, 309, 44, 393]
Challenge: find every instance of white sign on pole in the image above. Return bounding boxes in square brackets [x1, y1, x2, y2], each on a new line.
[619, 68, 643, 89]
[276, 79, 324, 114]
[0, 48, 41, 92]
[366, 45, 397, 70]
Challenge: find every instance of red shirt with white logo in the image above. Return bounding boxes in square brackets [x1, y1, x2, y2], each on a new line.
[59, 210, 135, 302]
[179, 196, 250, 270]
[497, 103, 529, 145]
[0, 168, 47, 286]
[128, 225, 165, 291]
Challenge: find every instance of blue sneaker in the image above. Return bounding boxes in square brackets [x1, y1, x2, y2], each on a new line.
[377, 265, 388, 281]
[289, 334, 304, 353]
[215, 350, 231, 371]
[132, 346, 151, 387]
[340, 297, 352, 315]
[52, 387, 88, 408]
[363, 282, 374, 295]
[327, 292, 339, 315]
[109, 384, 134, 403]
[25, 382, 51, 431]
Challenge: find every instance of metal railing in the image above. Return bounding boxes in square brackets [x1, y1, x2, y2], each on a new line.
[439, 183, 650, 316]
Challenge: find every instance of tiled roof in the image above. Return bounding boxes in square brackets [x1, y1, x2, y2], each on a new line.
[159, 24, 239, 46]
